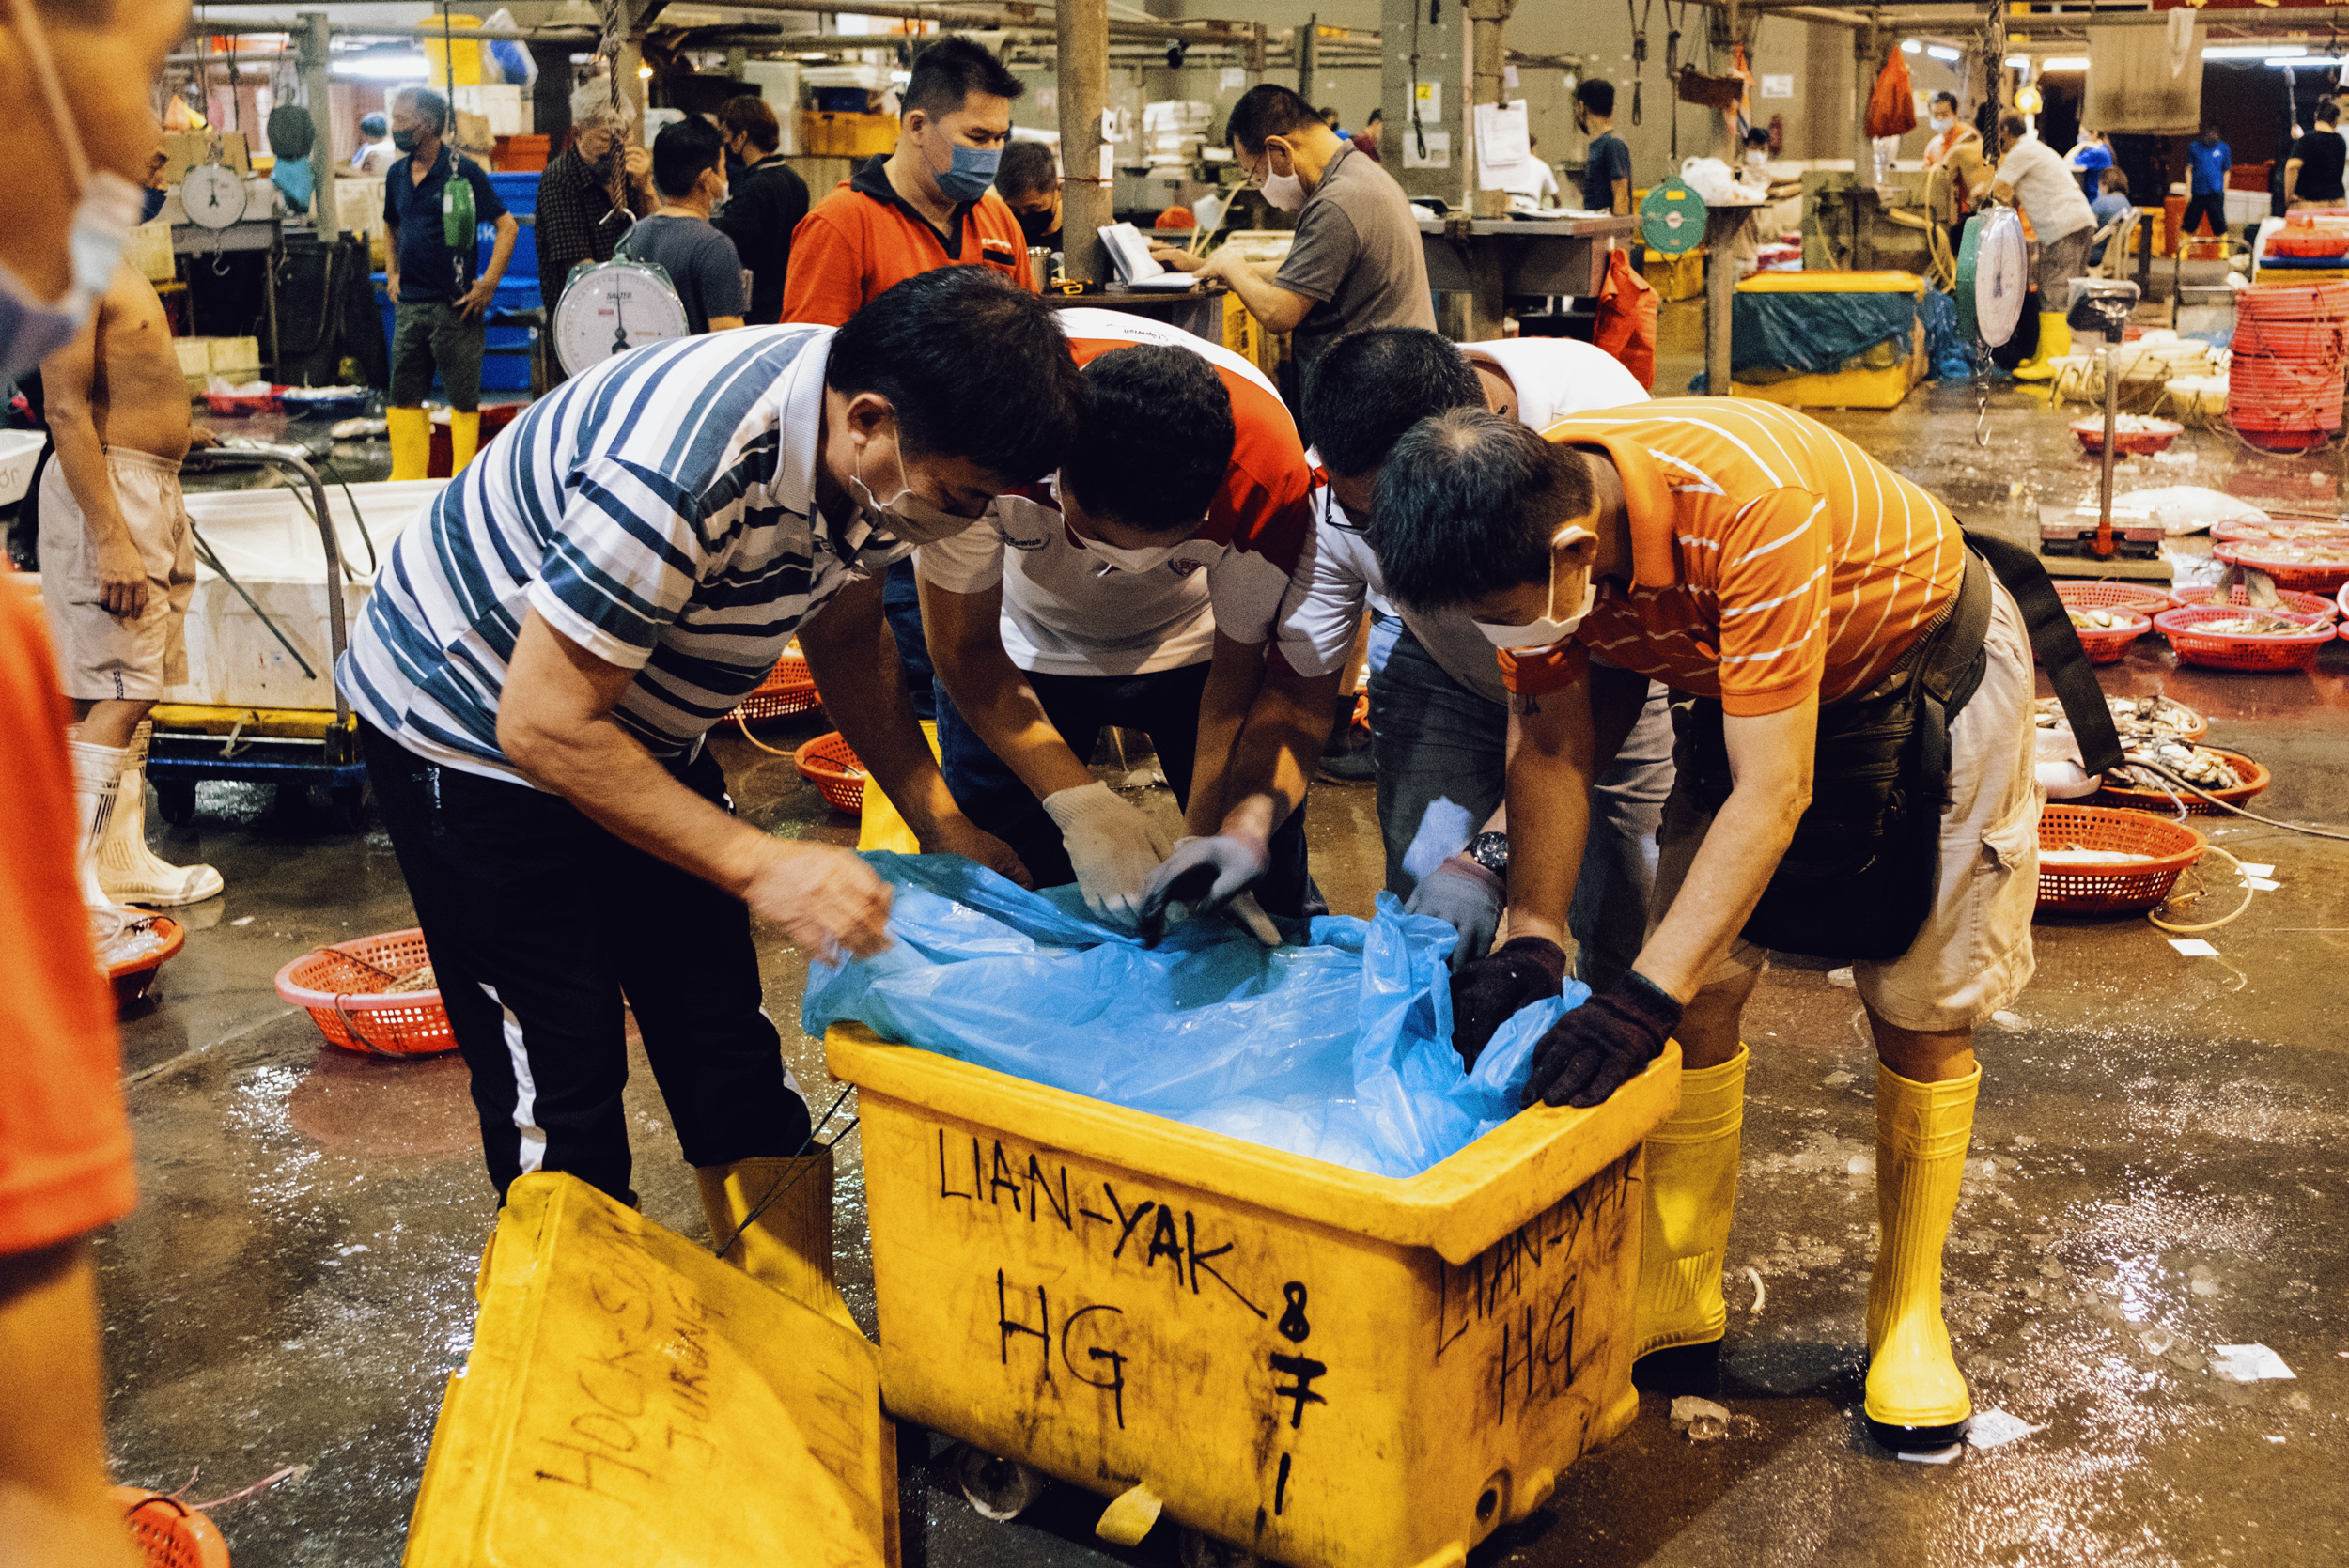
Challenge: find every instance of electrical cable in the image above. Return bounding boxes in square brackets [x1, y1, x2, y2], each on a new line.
[2133, 759, 2349, 841]
[2149, 841, 2257, 934]
[1627, 0, 1654, 128]
[711, 1085, 858, 1260]
[731, 706, 798, 755]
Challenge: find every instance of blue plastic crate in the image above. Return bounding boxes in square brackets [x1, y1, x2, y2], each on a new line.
[486, 171, 539, 218]
[374, 278, 538, 393]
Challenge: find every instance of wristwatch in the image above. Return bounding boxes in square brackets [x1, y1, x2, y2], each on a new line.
[1462, 831, 1510, 883]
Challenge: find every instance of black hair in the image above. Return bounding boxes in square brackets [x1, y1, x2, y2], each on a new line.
[2101, 167, 2129, 194]
[716, 94, 780, 154]
[2320, 99, 2341, 127]
[996, 140, 1059, 199]
[1059, 347, 1237, 536]
[399, 86, 451, 134]
[826, 268, 1085, 486]
[2201, 123, 2221, 138]
[1744, 126, 1771, 147]
[1318, 105, 1342, 125]
[1576, 79, 1615, 118]
[361, 111, 389, 138]
[1366, 107, 1383, 125]
[1226, 84, 1315, 153]
[903, 36, 1024, 121]
[652, 116, 724, 200]
[1300, 328, 1484, 479]
[1999, 111, 2030, 139]
[1366, 411, 1594, 612]
[1931, 90, 1959, 111]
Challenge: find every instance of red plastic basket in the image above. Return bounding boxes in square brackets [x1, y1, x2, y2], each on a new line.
[113, 1488, 232, 1568]
[200, 386, 283, 417]
[2035, 805, 2205, 916]
[2058, 581, 2175, 615]
[2169, 583, 2340, 622]
[2046, 607, 2151, 664]
[2338, 580, 2349, 626]
[2095, 747, 2271, 815]
[2153, 603, 2337, 670]
[2211, 540, 2349, 594]
[2069, 417, 2181, 456]
[107, 916, 183, 1008]
[2220, 518, 2349, 544]
[794, 731, 867, 815]
[273, 929, 458, 1055]
[734, 648, 822, 724]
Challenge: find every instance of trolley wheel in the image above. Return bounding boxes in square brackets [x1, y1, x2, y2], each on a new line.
[1178, 1527, 1262, 1568]
[951, 1447, 1050, 1522]
[154, 780, 198, 827]
[328, 781, 375, 833]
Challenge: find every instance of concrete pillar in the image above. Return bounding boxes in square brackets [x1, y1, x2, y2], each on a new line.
[1059, 0, 1111, 281]
[1465, 0, 1513, 218]
[299, 11, 338, 237]
[1247, 22, 1266, 90]
[1299, 13, 1318, 102]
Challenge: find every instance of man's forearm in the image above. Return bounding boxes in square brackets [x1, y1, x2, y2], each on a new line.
[1221, 262, 1311, 334]
[918, 585, 1094, 803]
[801, 589, 970, 840]
[1500, 701, 1596, 950]
[46, 410, 127, 546]
[1184, 637, 1273, 837]
[1630, 782, 1799, 1001]
[483, 220, 518, 287]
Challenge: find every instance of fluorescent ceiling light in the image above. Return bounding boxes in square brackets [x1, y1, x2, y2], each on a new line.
[2209, 43, 2299, 59]
[2275, 55, 2349, 67]
[2004, 54, 2030, 69]
[2041, 57, 2091, 70]
[1901, 39, 1922, 53]
[332, 54, 428, 80]
[1926, 45, 1962, 62]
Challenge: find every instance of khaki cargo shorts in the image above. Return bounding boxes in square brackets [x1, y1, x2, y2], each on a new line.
[1646, 580, 2043, 1032]
[39, 447, 196, 702]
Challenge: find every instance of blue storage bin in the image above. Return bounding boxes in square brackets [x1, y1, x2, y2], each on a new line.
[374, 276, 538, 394]
[486, 171, 539, 217]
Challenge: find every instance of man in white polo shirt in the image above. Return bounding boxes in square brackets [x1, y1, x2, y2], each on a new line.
[920, 308, 1337, 934]
[1259, 327, 1672, 983]
[1989, 112, 2100, 380]
[339, 270, 1084, 1256]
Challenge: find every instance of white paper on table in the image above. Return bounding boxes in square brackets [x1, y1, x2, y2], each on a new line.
[2209, 1344, 2295, 1382]
[2169, 938, 2219, 957]
[2248, 877, 2280, 892]
[1097, 143, 1114, 182]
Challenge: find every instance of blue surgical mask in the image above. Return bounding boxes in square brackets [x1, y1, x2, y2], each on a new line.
[926, 131, 1001, 203]
[140, 185, 168, 225]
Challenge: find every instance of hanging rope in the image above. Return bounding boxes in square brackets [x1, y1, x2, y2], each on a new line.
[1627, 0, 1654, 127]
[1665, 0, 1686, 160]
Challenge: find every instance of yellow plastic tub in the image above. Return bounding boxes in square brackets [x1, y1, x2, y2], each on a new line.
[827, 1022, 1679, 1568]
[1644, 247, 1706, 303]
[1729, 271, 1927, 409]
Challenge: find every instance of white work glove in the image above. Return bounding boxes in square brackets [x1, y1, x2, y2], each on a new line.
[1138, 835, 1283, 947]
[1041, 781, 1173, 926]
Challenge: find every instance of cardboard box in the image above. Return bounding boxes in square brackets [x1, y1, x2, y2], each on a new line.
[161, 132, 248, 187]
[453, 84, 529, 138]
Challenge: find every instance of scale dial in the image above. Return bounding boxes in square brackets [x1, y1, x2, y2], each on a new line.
[181, 163, 247, 230]
[1957, 208, 2030, 349]
[552, 263, 691, 375]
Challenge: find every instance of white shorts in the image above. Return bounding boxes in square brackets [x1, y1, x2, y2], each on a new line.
[1647, 581, 2043, 1032]
[38, 447, 195, 702]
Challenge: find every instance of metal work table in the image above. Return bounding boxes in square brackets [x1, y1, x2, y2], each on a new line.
[1042, 282, 1228, 344]
[1416, 212, 1642, 339]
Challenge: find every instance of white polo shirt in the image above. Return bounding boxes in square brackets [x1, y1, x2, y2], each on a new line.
[1993, 133, 2098, 244]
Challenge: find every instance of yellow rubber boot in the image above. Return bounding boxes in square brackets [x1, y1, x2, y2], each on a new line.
[856, 718, 941, 854]
[697, 1146, 860, 1333]
[1629, 1044, 1747, 1393]
[448, 408, 482, 473]
[2012, 310, 2070, 381]
[387, 406, 432, 480]
[1863, 1063, 1981, 1447]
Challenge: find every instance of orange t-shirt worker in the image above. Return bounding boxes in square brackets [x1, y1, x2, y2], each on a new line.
[781, 37, 1037, 327]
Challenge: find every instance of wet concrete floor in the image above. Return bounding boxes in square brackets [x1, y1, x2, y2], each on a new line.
[97, 317, 2349, 1564]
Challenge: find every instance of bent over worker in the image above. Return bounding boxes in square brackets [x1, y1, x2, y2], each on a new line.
[1369, 398, 2043, 1452]
[921, 309, 1329, 935]
[339, 271, 1083, 1264]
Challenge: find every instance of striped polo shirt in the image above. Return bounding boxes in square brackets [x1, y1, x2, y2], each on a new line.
[1501, 398, 1964, 716]
[340, 325, 909, 786]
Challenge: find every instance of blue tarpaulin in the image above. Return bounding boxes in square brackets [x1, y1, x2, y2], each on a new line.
[1688, 287, 1921, 392]
[801, 854, 1588, 1178]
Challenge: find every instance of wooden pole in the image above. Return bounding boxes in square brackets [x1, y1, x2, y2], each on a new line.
[1059, 0, 1111, 281]
[299, 11, 338, 237]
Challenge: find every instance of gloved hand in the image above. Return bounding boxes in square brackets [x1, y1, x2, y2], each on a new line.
[1041, 781, 1172, 926]
[1449, 935, 1567, 1069]
[1519, 971, 1684, 1110]
[1137, 833, 1279, 946]
[1403, 854, 1504, 975]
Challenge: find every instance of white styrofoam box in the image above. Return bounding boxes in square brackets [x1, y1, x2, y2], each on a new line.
[1222, 228, 1296, 264]
[0, 430, 46, 508]
[338, 176, 388, 248]
[803, 63, 885, 89]
[2227, 189, 2272, 225]
[169, 479, 446, 710]
[740, 60, 802, 154]
[1143, 100, 1211, 132]
[453, 84, 529, 139]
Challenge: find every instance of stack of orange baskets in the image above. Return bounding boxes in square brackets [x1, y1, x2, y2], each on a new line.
[733, 646, 822, 725]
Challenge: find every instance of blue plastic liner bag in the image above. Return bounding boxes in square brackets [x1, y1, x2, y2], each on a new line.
[801, 854, 1591, 1178]
[1921, 285, 1978, 380]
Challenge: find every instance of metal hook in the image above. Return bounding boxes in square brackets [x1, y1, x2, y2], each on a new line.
[1976, 388, 1991, 446]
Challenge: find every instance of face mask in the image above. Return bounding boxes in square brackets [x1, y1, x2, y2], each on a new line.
[852, 437, 972, 548]
[1079, 533, 1184, 573]
[0, 1, 145, 383]
[1016, 206, 1058, 244]
[1257, 148, 1308, 212]
[1929, 115, 1953, 133]
[140, 184, 167, 225]
[1473, 531, 1599, 650]
[392, 128, 420, 154]
[925, 129, 1001, 203]
[1746, 150, 1769, 169]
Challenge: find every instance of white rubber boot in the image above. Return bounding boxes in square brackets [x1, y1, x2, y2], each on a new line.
[69, 739, 128, 910]
[95, 722, 223, 907]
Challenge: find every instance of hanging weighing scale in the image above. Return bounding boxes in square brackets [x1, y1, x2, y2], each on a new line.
[180, 156, 247, 232]
[1638, 177, 1707, 258]
[1952, 207, 2027, 349]
[552, 256, 691, 376]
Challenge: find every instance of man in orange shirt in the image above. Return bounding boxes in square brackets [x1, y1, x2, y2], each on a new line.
[1368, 398, 2044, 1454]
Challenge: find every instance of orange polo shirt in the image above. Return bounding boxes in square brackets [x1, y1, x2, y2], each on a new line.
[1500, 398, 1965, 716]
[0, 569, 134, 1255]
[781, 153, 1035, 326]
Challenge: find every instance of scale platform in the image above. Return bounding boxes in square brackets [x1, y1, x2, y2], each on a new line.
[2036, 505, 2170, 573]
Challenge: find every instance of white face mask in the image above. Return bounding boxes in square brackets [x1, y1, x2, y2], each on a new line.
[1929, 115, 1954, 133]
[1078, 532, 1185, 573]
[852, 435, 972, 548]
[1474, 530, 1599, 650]
[0, 0, 143, 382]
[1254, 145, 1308, 212]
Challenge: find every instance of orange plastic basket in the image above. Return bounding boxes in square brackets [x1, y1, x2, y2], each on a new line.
[2169, 583, 2340, 621]
[2046, 606, 2151, 664]
[794, 731, 868, 815]
[735, 648, 822, 724]
[2153, 604, 2336, 671]
[2057, 580, 2175, 615]
[2211, 517, 2349, 546]
[2094, 747, 2271, 815]
[2035, 805, 2205, 916]
[107, 916, 183, 1009]
[2212, 540, 2349, 594]
[112, 1488, 232, 1568]
[273, 928, 459, 1056]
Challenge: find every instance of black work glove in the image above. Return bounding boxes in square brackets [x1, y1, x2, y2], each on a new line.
[1136, 833, 1277, 946]
[1449, 935, 1568, 1070]
[1519, 971, 1684, 1110]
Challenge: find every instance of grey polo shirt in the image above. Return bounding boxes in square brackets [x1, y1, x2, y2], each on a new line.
[1273, 144, 1436, 378]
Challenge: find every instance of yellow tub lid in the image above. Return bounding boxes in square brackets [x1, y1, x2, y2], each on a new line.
[1736, 269, 1925, 294]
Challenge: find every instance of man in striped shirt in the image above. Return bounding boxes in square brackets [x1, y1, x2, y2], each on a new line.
[1368, 397, 2038, 1453]
[338, 271, 1084, 1272]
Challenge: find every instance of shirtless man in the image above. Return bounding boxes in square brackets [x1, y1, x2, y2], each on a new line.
[41, 140, 223, 910]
